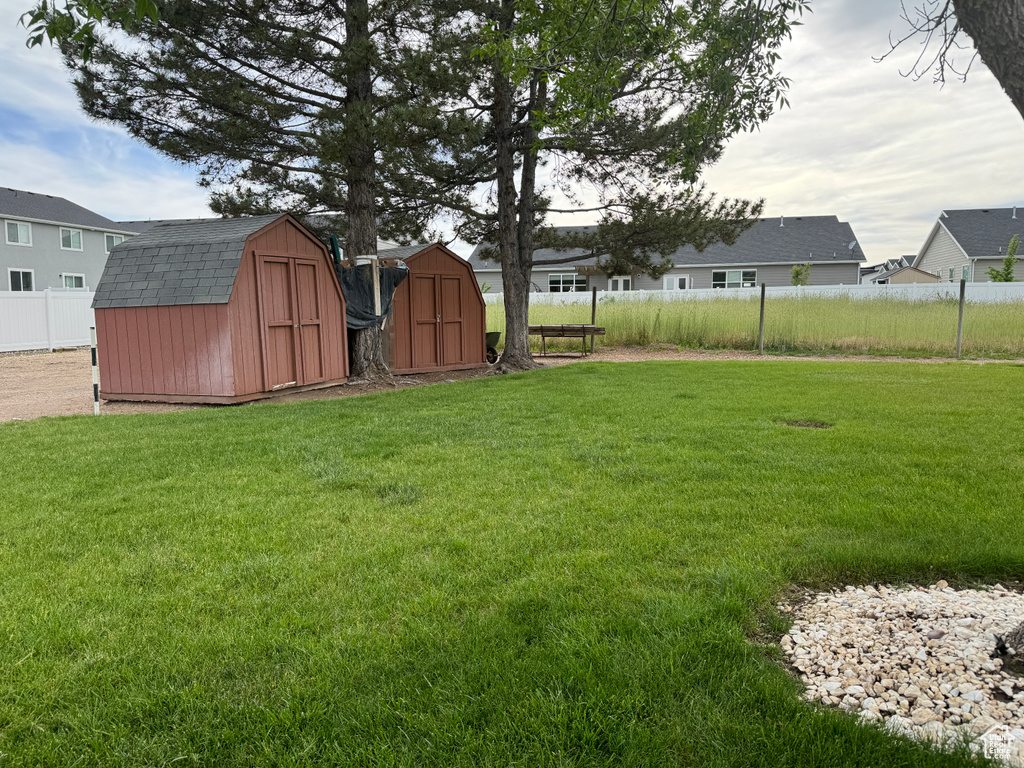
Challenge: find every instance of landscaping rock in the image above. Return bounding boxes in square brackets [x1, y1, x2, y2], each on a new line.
[780, 582, 1024, 764]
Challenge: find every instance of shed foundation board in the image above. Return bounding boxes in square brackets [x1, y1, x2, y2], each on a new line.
[100, 376, 348, 404]
[390, 362, 488, 375]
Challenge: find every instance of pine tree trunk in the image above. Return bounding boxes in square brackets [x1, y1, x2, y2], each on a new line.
[345, 0, 389, 380]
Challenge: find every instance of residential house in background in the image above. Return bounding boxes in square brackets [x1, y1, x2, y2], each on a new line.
[913, 208, 1024, 282]
[467, 215, 866, 293]
[1, 187, 136, 292]
[860, 255, 939, 285]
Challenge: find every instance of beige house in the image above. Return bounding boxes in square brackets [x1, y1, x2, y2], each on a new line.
[913, 208, 1024, 282]
[869, 265, 939, 285]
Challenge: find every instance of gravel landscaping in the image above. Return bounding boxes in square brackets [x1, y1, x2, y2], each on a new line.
[782, 582, 1024, 763]
[4, 345, 1020, 423]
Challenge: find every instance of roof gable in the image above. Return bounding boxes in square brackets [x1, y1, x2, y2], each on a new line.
[467, 215, 866, 270]
[936, 208, 1024, 258]
[93, 214, 287, 309]
[0, 187, 128, 231]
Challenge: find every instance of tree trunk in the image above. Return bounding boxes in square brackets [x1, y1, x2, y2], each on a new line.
[491, 8, 540, 373]
[952, 0, 1024, 120]
[345, 0, 389, 380]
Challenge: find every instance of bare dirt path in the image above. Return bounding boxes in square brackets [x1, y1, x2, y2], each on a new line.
[2, 345, 1019, 423]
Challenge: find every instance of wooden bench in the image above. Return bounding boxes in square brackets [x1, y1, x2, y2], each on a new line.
[528, 324, 606, 356]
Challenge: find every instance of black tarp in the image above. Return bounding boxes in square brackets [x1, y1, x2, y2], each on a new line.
[336, 263, 408, 329]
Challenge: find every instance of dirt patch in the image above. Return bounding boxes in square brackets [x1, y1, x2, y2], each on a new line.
[778, 419, 833, 429]
[2, 344, 1021, 423]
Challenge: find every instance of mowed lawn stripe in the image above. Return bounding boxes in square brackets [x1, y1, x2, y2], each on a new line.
[1, 361, 1020, 766]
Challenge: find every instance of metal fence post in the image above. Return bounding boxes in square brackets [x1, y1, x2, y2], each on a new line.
[758, 282, 766, 355]
[590, 286, 597, 354]
[956, 278, 966, 359]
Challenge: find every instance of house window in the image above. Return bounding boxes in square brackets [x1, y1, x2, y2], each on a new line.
[948, 267, 955, 280]
[60, 228, 83, 250]
[712, 269, 756, 288]
[663, 275, 689, 290]
[548, 273, 586, 292]
[63, 273, 85, 289]
[609, 275, 631, 291]
[9, 269, 34, 291]
[962, 265, 970, 281]
[105, 233, 124, 253]
[5, 221, 31, 246]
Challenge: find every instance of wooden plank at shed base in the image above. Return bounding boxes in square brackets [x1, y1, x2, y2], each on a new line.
[99, 376, 349, 405]
[389, 361, 489, 376]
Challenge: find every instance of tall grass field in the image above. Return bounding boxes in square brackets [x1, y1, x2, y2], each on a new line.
[2, 361, 1022, 766]
[485, 295, 1024, 357]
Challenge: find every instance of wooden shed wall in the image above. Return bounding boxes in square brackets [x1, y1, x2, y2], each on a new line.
[228, 219, 349, 396]
[96, 304, 234, 398]
[97, 216, 348, 403]
[389, 244, 487, 374]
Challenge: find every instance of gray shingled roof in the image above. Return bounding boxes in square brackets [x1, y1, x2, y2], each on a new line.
[1, 187, 131, 231]
[116, 218, 215, 233]
[939, 208, 1024, 259]
[467, 215, 866, 270]
[378, 243, 432, 261]
[93, 215, 284, 309]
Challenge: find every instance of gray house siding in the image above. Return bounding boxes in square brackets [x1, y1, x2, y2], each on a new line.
[1, 220, 122, 291]
[916, 224, 970, 282]
[473, 262, 860, 294]
[634, 262, 860, 290]
[973, 258, 1024, 282]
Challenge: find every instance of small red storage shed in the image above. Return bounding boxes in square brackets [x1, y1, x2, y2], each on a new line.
[386, 243, 487, 374]
[93, 215, 348, 403]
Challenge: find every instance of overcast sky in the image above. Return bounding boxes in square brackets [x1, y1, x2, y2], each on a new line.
[1, 1, 1021, 264]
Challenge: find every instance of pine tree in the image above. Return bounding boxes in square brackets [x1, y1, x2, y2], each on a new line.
[54, 0, 485, 378]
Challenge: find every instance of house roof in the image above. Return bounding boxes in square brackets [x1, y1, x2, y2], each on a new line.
[116, 218, 215, 233]
[467, 215, 866, 270]
[93, 214, 284, 309]
[0, 187, 131, 232]
[938, 208, 1024, 259]
[870, 265, 939, 283]
[373, 243, 432, 261]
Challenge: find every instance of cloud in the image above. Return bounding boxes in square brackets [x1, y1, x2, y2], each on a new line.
[700, 0, 1024, 262]
[0, 5, 211, 221]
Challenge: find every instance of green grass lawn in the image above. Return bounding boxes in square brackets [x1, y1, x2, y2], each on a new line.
[2, 361, 1022, 766]
[485, 295, 1024, 358]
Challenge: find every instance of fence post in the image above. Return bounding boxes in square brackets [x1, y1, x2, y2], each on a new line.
[91, 327, 100, 415]
[590, 286, 597, 354]
[956, 278, 966, 359]
[44, 288, 56, 351]
[758, 282, 766, 355]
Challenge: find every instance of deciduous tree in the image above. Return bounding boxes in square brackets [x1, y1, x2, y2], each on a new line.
[881, 1, 1024, 121]
[987, 234, 1020, 282]
[470, 0, 809, 371]
[790, 262, 811, 286]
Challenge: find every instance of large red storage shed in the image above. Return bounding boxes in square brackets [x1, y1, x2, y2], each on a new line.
[385, 243, 487, 374]
[92, 215, 348, 403]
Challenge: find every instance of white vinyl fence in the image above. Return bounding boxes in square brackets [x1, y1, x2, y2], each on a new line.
[0, 290, 96, 352]
[483, 282, 1024, 305]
